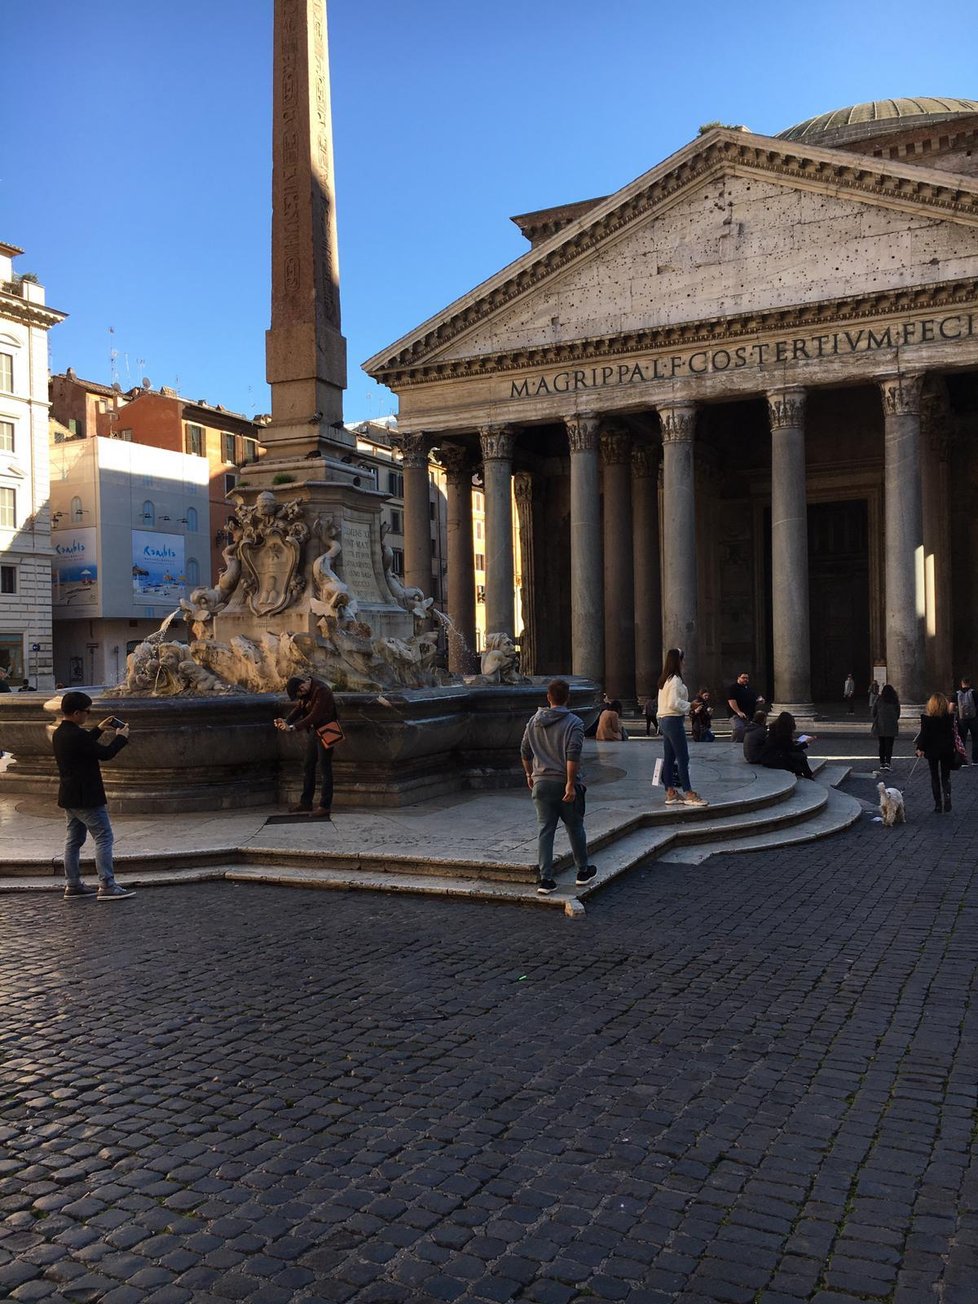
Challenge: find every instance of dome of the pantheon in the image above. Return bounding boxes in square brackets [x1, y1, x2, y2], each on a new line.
[778, 97, 978, 147]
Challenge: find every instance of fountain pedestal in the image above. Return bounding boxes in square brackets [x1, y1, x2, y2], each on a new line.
[0, 682, 600, 813]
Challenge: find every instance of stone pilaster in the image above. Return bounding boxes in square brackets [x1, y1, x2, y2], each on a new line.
[399, 432, 433, 598]
[879, 373, 926, 709]
[478, 424, 517, 639]
[601, 427, 636, 704]
[658, 402, 699, 685]
[439, 441, 478, 674]
[767, 388, 814, 718]
[513, 473, 537, 676]
[565, 413, 604, 683]
[632, 442, 662, 703]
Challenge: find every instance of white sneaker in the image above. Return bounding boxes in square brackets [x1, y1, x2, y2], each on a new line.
[683, 791, 709, 807]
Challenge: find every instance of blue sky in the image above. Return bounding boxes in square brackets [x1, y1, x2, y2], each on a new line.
[3, 0, 974, 422]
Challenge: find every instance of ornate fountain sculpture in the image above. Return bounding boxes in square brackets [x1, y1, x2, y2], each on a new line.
[110, 489, 454, 699]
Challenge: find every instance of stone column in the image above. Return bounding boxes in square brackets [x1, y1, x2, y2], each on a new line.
[478, 424, 516, 638]
[565, 414, 604, 683]
[921, 392, 954, 692]
[632, 442, 662, 700]
[879, 374, 926, 709]
[513, 473, 537, 676]
[400, 432, 432, 597]
[658, 402, 699, 684]
[767, 388, 814, 717]
[601, 426, 636, 704]
[439, 441, 477, 674]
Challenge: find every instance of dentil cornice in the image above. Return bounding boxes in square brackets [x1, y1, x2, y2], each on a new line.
[378, 278, 978, 390]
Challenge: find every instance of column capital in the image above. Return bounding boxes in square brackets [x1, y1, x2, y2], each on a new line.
[513, 470, 533, 505]
[436, 440, 473, 484]
[600, 428, 632, 466]
[766, 387, 806, 430]
[565, 412, 601, 453]
[398, 431, 431, 469]
[478, 424, 516, 461]
[631, 442, 661, 478]
[921, 392, 955, 462]
[879, 373, 924, 417]
[657, 402, 697, 443]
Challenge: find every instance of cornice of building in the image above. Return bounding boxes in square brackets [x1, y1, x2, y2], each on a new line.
[0, 291, 67, 331]
[381, 276, 978, 388]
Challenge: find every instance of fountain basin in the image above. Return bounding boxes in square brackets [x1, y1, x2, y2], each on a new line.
[0, 680, 600, 813]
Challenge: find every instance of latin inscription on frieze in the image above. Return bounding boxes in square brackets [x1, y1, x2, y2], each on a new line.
[508, 313, 977, 399]
[340, 521, 384, 603]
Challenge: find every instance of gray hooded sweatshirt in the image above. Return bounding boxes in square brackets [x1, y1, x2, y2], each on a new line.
[520, 706, 586, 784]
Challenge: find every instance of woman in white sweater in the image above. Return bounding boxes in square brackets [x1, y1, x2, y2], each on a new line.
[657, 648, 708, 807]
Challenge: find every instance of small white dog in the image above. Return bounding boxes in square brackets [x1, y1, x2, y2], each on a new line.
[877, 781, 907, 827]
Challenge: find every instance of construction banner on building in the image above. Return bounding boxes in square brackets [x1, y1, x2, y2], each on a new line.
[131, 530, 186, 604]
[51, 528, 98, 610]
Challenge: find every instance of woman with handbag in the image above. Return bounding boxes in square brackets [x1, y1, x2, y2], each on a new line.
[275, 675, 342, 819]
[872, 683, 900, 772]
[915, 693, 956, 814]
[656, 648, 708, 807]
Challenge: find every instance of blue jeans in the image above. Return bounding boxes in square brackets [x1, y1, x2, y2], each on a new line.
[532, 779, 589, 880]
[958, 716, 978, 762]
[659, 716, 691, 791]
[63, 805, 116, 887]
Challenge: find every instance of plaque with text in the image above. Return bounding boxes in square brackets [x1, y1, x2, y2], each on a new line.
[340, 521, 385, 604]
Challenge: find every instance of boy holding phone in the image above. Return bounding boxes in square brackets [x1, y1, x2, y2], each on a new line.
[51, 691, 135, 901]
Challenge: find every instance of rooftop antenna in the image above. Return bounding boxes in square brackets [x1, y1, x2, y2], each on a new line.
[108, 326, 119, 385]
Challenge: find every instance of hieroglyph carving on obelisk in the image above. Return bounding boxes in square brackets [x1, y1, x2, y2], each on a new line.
[265, 0, 350, 459]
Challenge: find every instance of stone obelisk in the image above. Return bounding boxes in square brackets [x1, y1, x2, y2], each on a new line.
[264, 0, 351, 461]
[204, 0, 411, 652]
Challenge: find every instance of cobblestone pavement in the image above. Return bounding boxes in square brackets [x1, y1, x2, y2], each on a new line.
[2, 749, 977, 1303]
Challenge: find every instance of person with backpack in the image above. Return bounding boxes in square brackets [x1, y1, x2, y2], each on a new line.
[953, 677, 977, 764]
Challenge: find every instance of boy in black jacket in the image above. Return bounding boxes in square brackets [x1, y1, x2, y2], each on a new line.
[52, 690, 134, 901]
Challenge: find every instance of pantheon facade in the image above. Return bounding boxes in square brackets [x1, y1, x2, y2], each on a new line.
[364, 98, 978, 711]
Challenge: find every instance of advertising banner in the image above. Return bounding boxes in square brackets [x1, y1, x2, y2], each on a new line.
[51, 528, 98, 610]
[131, 530, 186, 604]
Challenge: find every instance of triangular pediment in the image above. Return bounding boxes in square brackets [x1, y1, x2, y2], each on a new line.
[364, 128, 978, 384]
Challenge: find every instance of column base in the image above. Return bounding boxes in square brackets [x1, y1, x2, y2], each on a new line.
[772, 702, 817, 725]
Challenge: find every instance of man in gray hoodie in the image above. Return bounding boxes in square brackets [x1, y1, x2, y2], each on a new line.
[520, 678, 597, 894]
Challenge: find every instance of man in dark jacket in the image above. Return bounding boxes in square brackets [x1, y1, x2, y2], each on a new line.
[275, 675, 339, 818]
[520, 679, 597, 895]
[52, 690, 134, 901]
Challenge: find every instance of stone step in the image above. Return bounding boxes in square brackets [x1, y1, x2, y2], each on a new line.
[0, 753, 859, 913]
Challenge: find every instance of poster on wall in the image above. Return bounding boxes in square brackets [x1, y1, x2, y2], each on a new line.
[131, 531, 186, 604]
[51, 528, 98, 610]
